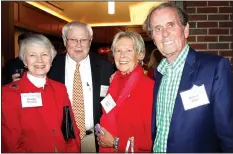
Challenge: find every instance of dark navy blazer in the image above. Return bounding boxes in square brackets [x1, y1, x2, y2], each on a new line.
[152, 48, 233, 152]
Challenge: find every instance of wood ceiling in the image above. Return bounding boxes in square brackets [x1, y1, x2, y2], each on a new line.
[29, 1, 165, 27]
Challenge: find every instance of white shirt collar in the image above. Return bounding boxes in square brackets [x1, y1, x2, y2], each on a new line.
[66, 53, 89, 68]
[27, 73, 46, 88]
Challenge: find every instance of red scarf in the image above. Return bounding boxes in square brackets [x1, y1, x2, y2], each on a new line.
[99, 66, 144, 152]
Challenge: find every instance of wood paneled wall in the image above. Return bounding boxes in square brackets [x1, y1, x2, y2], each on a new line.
[14, 2, 67, 37]
[1, 2, 15, 66]
[1, 1, 153, 66]
[92, 25, 151, 43]
[1, 2, 68, 65]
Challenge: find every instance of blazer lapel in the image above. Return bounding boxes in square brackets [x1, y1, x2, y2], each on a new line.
[89, 53, 101, 123]
[152, 70, 162, 141]
[170, 48, 199, 128]
[57, 53, 66, 84]
[48, 52, 66, 84]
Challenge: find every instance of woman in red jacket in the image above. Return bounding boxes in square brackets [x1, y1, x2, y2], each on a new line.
[2, 34, 80, 152]
[97, 31, 154, 152]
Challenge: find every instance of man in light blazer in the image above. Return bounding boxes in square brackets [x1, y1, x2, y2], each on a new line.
[48, 21, 114, 152]
[143, 3, 233, 152]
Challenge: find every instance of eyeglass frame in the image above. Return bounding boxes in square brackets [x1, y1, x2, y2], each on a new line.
[66, 37, 91, 45]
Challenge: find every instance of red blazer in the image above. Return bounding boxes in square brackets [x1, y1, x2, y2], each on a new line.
[1, 73, 81, 152]
[100, 66, 154, 152]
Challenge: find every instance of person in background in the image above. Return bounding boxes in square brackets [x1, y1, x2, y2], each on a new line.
[105, 50, 117, 71]
[48, 21, 114, 152]
[2, 34, 80, 152]
[96, 31, 154, 152]
[2, 33, 30, 85]
[146, 49, 157, 80]
[143, 2, 233, 152]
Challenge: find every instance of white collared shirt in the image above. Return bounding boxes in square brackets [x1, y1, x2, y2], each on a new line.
[27, 73, 46, 88]
[65, 54, 94, 130]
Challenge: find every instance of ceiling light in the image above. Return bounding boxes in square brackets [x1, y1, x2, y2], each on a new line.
[108, 1, 115, 15]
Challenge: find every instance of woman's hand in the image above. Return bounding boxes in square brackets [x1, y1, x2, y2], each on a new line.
[96, 127, 114, 148]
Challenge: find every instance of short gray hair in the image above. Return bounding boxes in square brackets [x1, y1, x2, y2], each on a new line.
[62, 21, 93, 47]
[19, 34, 57, 63]
[143, 3, 189, 38]
[111, 31, 146, 60]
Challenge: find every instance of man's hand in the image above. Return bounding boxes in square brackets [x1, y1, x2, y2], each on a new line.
[12, 73, 21, 82]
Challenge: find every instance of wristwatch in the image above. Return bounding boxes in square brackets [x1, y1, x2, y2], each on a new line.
[113, 137, 120, 151]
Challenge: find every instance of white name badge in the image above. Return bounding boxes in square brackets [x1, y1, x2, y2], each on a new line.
[100, 94, 116, 114]
[21, 93, 43, 108]
[180, 84, 210, 110]
[100, 85, 109, 97]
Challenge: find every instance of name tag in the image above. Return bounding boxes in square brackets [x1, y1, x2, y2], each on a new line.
[180, 84, 210, 110]
[100, 94, 116, 114]
[100, 85, 109, 97]
[21, 93, 43, 108]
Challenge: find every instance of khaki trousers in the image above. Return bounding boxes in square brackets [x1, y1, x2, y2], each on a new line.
[81, 129, 96, 152]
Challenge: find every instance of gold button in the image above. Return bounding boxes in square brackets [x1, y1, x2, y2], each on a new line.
[52, 129, 56, 134]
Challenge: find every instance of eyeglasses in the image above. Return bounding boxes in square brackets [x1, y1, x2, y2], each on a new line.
[66, 38, 90, 45]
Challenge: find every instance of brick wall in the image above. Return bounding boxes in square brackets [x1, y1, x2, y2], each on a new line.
[184, 1, 233, 66]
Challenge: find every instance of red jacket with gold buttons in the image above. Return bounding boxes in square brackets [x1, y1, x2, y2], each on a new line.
[1, 73, 81, 152]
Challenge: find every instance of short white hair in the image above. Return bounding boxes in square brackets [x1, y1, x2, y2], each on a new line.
[19, 34, 57, 63]
[62, 21, 93, 47]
